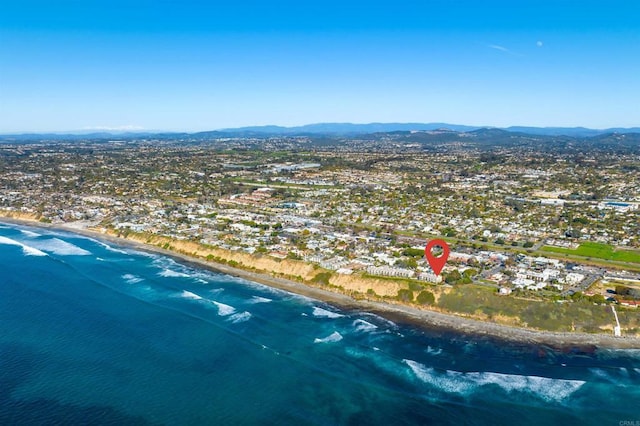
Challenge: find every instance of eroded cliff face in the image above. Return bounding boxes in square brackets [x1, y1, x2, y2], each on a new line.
[103, 229, 405, 298]
[107, 230, 316, 277]
[329, 274, 401, 297]
[0, 210, 40, 221]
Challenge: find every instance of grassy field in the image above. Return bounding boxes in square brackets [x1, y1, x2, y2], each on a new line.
[542, 242, 640, 264]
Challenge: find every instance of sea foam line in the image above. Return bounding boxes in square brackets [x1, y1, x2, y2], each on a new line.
[353, 319, 378, 333]
[312, 307, 344, 319]
[314, 331, 343, 344]
[212, 301, 236, 316]
[248, 296, 272, 304]
[159, 269, 191, 278]
[28, 237, 91, 256]
[94, 239, 129, 254]
[403, 359, 585, 402]
[122, 274, 144, 284]
[0, 236, 48, 256]
[179, 290, 203, 300]
[19, 229, 41, 238]
[228, 311, 252, 323]
[177, 291, 237, 316]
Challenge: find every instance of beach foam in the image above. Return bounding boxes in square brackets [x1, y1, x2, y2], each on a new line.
[22, 245, 49, 256]
[404, 360, 474, 394]
[312, 307, 344, 319]
[122, 274, 144, 284]
[159, 269, 191, 278]
[212, 301, 236, 316]
[472, 371, 584, 401]
[403, 360, 585, 402]
[353, 319, 378, 333]
[29, 238, 91, 256]
[248, 296, 272, 304]
[361, 312, 398, 329]
[228, 311, 252, 323]
[179, 290, 203, 300]
[20, 229, 41, 238]
[314, 331, 343, 344]
[95, 240, 129, 254]
[0, 236, 48, 256]
[284, 293, 316, 305]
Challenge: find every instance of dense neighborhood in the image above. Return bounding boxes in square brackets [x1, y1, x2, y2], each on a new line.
[1, 132, 639, 333]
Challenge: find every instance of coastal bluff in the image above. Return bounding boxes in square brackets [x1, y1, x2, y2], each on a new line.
[105, 229, 402, 298]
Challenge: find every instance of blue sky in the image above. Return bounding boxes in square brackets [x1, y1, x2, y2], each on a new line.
[1, 0, 638, 132]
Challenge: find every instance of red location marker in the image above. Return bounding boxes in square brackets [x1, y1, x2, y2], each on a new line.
[425, 239, 450, 276]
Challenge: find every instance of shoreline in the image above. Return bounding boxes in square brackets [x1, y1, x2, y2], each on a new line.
[2, 216, 639, 350]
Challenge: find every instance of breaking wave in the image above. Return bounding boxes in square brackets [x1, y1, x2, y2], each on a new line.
[314, 331, 343, 344]
[179, 290, 203, 300]
[353, 319, 378, 333]
[29, 238, 91, 256]
[403, 359, 585, 402]
[20, 229, 41, 238]
[228, 311, 252, 323]
[212, 301, 236, 316]
[95, 240, 129, 254]
[159, 269, 191, 278]
[0, 236, 48, 256]
[312, 307, 344, 319]
[248, 296, 272, 304]
[122, 274, 143, 284]
[360, 312, 398, 329]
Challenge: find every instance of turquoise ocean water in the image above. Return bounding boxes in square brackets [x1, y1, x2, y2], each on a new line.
[1, 222, 639, 425]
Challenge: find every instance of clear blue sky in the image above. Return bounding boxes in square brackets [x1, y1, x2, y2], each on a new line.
[1, 0, 638, 132]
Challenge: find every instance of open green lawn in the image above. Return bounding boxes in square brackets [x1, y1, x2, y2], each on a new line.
[542, 242, 640, 264]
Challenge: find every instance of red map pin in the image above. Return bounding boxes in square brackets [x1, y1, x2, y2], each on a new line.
[425, 239, 450, 276]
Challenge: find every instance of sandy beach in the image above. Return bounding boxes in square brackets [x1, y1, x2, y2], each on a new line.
[2, 216, 639, 350]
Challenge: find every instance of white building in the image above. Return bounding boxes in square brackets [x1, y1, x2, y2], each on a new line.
[565, 272, 585, 285]
[367, 266, 415, 278]
[597, 201, 639, 212]
[418, 272, 443, 284]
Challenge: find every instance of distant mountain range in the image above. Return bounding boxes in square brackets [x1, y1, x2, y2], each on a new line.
[218, 122, 640, 137]
[2, 122, 640, 141]
[217, 122, 480, 135]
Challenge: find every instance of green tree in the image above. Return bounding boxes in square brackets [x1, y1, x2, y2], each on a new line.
[445, 270, 462, 284]
[397, 289, 414, 302]
[402, 248, 424, 258]
[416, 290, 435, 305]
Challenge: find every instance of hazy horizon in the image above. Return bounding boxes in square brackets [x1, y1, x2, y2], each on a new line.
[3, 121, 640, 136]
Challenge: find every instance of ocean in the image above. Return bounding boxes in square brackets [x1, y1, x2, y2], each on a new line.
[1, 222, 639, 425]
